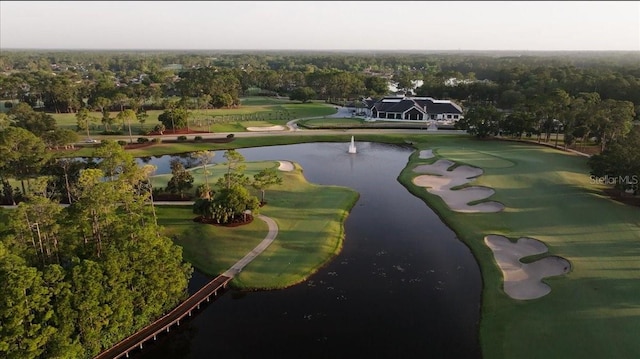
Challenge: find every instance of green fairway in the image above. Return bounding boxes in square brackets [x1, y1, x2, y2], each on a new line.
[398, 137, 640, 359]
[50, 98, 337, 137]
[238, 96, 292, 106]
[157, 204, 269, 278]
[155, 161, 358, 290]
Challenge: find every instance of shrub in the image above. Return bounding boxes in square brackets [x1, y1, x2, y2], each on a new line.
[152, 137, 162, 143]
[226, 133, 235, 139]
[4, 101, 13, 109]
[177, 135, 188, 142]
[117, 140, 128, 146]
[137, 137, 150, 143]
[194, 136, 203, 142]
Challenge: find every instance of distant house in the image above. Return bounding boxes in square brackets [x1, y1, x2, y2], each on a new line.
[363, 96, 463, 123]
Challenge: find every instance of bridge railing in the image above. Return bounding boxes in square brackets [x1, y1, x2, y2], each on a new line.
[94, 275, 232, 359]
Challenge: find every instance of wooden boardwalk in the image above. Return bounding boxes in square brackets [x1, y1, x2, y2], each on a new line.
[93, 214, 279, 359]
[94, 274, 232, 359]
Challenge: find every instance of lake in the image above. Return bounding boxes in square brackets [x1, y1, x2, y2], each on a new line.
[134, 141, 482, 359]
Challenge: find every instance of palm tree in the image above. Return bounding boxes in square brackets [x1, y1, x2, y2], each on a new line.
[117, 109, 137, 143]
[141, 164, 158, 228]
[191, 151, 215, 198]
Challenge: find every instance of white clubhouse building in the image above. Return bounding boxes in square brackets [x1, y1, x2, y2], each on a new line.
[362, 96, 463, 125]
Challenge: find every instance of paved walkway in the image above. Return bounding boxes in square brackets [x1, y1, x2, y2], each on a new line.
[285, 104, 353, 131]
[145, 202, 279, 278]
[223, 215, 278, 277]
[129, 202, 280, 278]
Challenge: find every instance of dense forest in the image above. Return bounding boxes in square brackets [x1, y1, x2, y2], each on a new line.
[0, 134, 192, 358]
[1, 50, 639, 111]
[0, 50, 639, 358]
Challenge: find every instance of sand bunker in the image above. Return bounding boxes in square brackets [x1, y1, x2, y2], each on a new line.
[418, 149, 434, 159]
[277, 161, 294, 172]
[485, 235, 571, 300]
[412, 159, 504, 213]
[246, 125, 285, 131]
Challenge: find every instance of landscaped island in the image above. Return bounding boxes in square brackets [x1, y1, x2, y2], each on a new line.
[155, 159, 359, 290]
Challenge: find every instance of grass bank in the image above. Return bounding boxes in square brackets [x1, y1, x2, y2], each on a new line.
[155, 161, 358, 290]
[55, 133, 435, 158]
[397, 136, 640, 359]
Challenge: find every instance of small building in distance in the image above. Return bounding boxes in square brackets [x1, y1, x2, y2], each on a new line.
[362, 96, 463, 125]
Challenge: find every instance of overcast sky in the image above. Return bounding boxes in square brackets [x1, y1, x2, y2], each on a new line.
[1, 1, 639, 51]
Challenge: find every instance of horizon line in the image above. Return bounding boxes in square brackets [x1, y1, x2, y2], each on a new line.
[1, 48, 639, 53]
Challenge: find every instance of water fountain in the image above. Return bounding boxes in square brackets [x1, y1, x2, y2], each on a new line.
[348, 136, 357, 154]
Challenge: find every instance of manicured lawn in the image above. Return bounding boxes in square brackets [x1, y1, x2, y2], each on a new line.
[397, 136, 640, 359]
[155, 161, 358, 290]
[239, 96, 291, 106]
[157, 204, 268, 279]
[276, 102, 337, 118]
[298, 118, 365, 128]
[50, 98, 337, 137]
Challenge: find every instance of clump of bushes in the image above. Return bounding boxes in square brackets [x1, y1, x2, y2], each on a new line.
[194, 136, 203, 142]
[227, 133, 235, 139]
[177, 135, 188, 142]
[137, 137, 150, 143]
[117, 140, 128, 146]
[152, 137, 162, 143]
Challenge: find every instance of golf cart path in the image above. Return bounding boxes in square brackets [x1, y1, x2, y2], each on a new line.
[150, 201, 279, 277]
[222, 214, 278, 277]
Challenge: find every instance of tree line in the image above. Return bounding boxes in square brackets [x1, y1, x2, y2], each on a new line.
[2, 51, 638, 114]
[456, 93, 638, 195]
[457, 90, 636, 151]
[2, 51, 639, 151]
[0, 137, 192, 359]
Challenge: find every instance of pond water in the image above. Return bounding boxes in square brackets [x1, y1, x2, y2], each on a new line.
[134, 142, 482, 359]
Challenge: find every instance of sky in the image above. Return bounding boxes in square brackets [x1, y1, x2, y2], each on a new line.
[1, 1, 639, 51]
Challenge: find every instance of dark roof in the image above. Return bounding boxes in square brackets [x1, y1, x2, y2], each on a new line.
[385, 100, 417, 113]
[368, 96, 462, 115]
[363, 98, 378, 108]
[425, 102, 463, 115]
